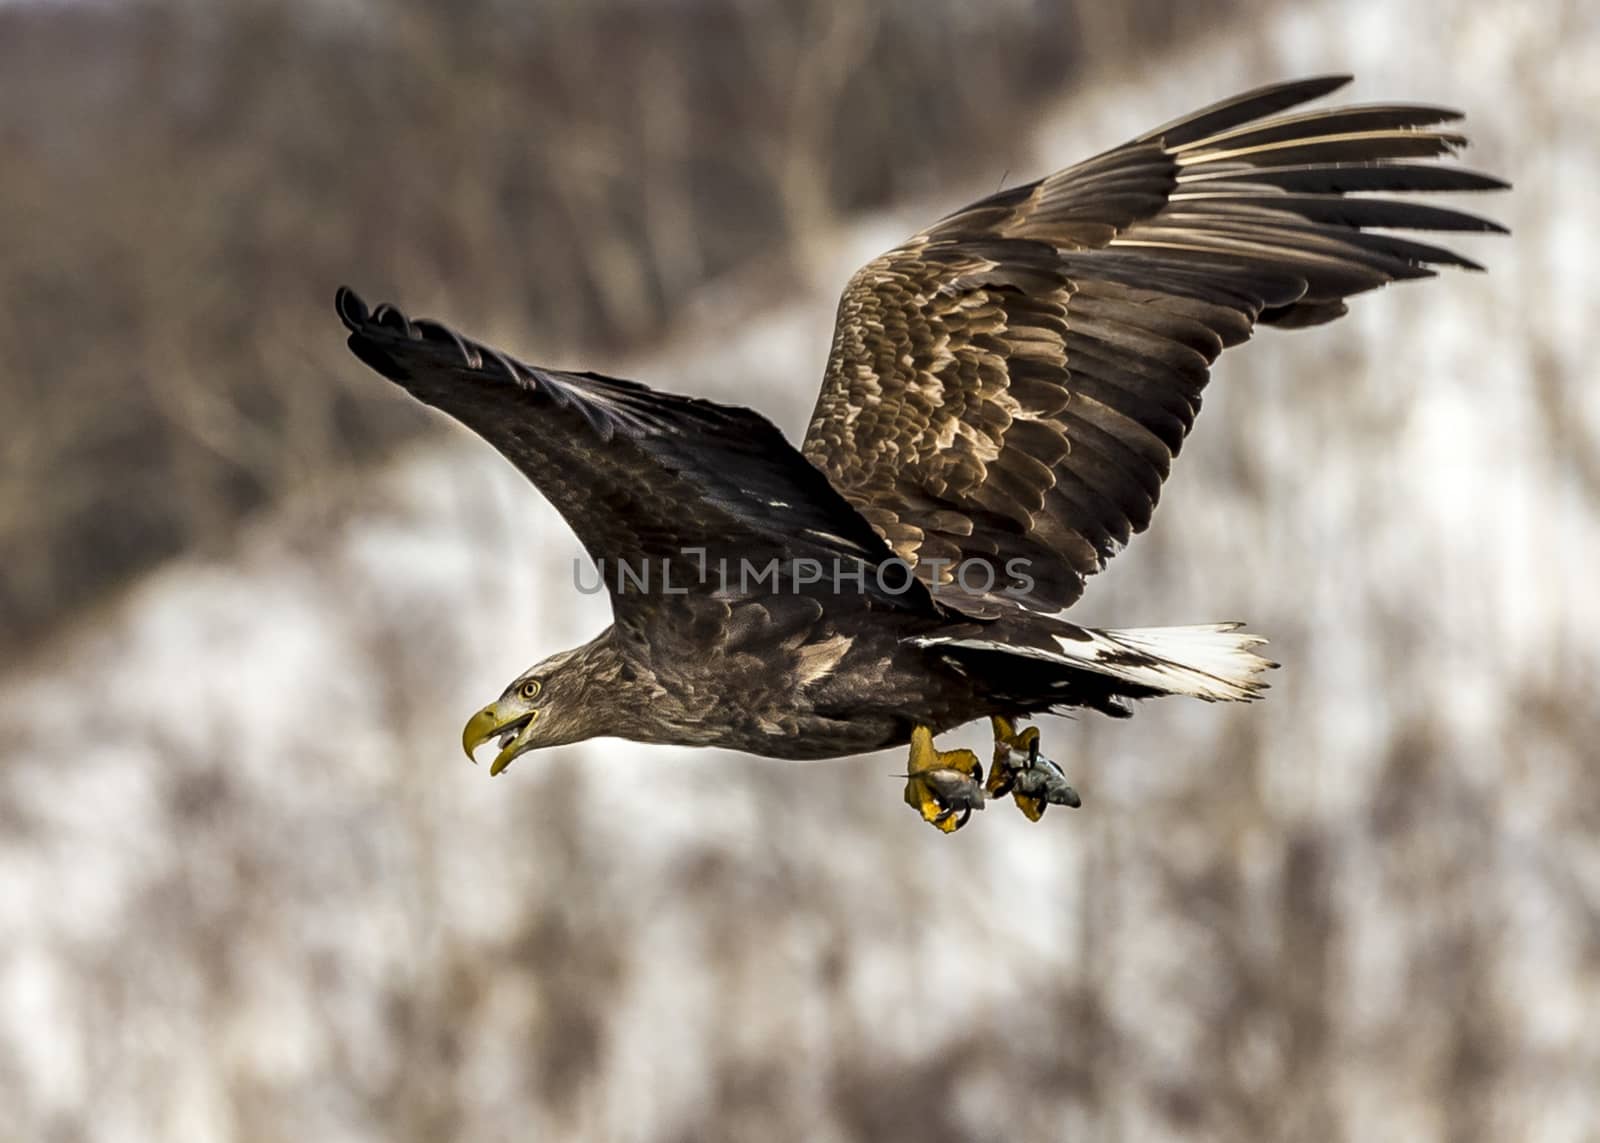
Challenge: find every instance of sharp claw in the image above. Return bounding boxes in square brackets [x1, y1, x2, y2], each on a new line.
[919, 768, 987, 815]
[991, 721, 1082, 816]
[903, 730, 993, 832]
[901, 766, 986, 831]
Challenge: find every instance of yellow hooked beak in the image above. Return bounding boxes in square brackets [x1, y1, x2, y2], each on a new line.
[461, 702, 539, 776]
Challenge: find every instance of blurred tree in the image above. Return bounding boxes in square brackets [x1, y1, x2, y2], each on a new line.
[0, 0, 1232, 653]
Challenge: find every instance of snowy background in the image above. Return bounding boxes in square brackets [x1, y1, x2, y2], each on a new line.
[3, 1, 1597, 1140]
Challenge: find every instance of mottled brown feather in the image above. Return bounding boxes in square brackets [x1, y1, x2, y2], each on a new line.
[801, 75, 1505, 616]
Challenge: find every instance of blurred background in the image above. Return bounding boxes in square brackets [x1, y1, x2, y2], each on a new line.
[2, 0, 1596, 1139]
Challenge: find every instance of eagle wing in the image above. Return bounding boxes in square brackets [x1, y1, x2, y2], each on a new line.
[801, 75, 1506, 617]
[337, 288, 931, 618]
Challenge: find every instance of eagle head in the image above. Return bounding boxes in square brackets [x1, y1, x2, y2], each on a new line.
[460, 636, 623, 774]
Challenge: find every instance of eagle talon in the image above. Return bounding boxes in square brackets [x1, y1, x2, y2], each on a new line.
[989, 716, 1077, 820]
[903, 727, 985, 833]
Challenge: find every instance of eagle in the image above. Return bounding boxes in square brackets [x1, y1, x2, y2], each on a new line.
[337, 76, 1504, 832]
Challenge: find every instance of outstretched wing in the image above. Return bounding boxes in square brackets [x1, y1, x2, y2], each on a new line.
[337, 288, 930, 617]
[802, 75, 1506, 617]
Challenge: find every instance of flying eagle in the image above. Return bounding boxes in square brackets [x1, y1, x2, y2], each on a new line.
[337, 76, 1504, 831]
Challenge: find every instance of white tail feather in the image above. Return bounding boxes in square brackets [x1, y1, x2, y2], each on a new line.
[1076, 623, 1275, 701]
[914, 621, 1275, 702]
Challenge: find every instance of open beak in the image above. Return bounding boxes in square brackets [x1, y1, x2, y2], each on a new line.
[461, 703, 538, 776]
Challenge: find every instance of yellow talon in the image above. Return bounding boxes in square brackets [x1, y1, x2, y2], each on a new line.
[903, 725, 983, 833]
[990, 716, 1048, 822]
[1013, 792, 1047, 822]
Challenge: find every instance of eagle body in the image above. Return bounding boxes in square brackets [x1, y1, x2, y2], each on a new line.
[336, 76, 1503, 821]
[573, 595, 1158, 760]
[573, 603, 964, 760]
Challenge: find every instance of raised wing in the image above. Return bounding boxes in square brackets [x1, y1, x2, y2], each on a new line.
[801, 75, 1506, 617]
[337, 288, 930, 617]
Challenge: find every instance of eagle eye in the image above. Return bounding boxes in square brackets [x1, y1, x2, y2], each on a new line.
[519, 679, 542, 701]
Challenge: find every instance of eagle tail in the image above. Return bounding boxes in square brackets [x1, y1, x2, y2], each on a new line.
[1046, 622, 1278, 702]
[915, 620, 1277, 706]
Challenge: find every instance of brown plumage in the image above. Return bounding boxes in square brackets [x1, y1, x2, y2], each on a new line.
[336, 76, 1504, 829]
[803, 75, 1505, 618]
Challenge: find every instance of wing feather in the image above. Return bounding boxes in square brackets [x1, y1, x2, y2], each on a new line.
[801, 76, 1506, 615]
[337, 288, 931, 617]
